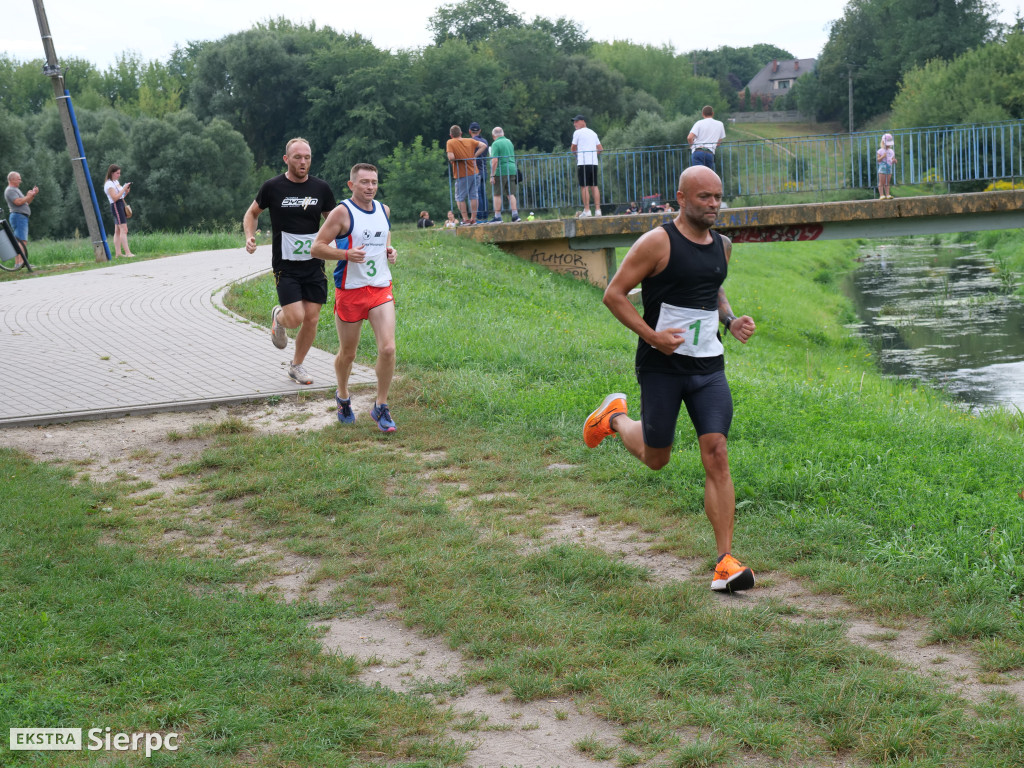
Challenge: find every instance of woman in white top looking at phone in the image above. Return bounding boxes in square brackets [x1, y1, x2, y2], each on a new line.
[103, 164, 134, 258]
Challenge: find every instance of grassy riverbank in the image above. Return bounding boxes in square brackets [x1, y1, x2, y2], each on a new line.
[3, 229, 1024, 766]
[231, 229, 1024, 605]
[956, 228, 1024, 297]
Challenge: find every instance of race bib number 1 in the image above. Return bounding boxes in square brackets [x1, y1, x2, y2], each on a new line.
[281, 231, 314, 261]
[654, 303, 724, 358]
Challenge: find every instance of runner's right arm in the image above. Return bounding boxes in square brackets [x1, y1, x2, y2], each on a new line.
[243, 201, 262, 254]
[603, 228, 685, 356]
[311, 204, 365, 263]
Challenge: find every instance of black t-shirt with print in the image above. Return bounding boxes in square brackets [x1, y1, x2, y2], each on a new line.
[254, 174, 336, 274]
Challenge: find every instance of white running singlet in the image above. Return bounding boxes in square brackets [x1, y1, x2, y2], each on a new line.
[333, 199, 392, 289]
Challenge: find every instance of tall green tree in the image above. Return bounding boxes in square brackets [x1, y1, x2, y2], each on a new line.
[479, 28, 570, 149]
[592, 41, 726, 118]
[308, 47, 420, 183]
[127, 111, 254, 231]
[428, 0, 524, 45]
[188, 19, 342, 167]
[0, 57, 55, 115]
[411, 39, 509, 147]
[527, 16, 591, 55]
[0, 107, 29, 164]
[890, 31, 1024, 126]
[100, 51, 144, 106]
[807, 0, 998, 127]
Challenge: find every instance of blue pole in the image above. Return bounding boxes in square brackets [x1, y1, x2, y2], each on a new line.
[64, 89, 110, 260]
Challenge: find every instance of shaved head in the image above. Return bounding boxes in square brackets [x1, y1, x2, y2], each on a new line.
[677, 166, 723, 233]
[678, 165, 722, 196]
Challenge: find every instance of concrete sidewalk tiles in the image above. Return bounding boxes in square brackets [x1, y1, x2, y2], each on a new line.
[0, 247, 375, 427]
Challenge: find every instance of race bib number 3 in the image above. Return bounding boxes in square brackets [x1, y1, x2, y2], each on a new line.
[281, 231, 314, 261]
[654, 303, 724, 358]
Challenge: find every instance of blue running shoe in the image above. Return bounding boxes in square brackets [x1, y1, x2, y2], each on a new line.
[371, 402, 396, 433]
[335, 392, 355, 424]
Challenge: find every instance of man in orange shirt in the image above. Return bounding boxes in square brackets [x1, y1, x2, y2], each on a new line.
[446, 125, 487, 225]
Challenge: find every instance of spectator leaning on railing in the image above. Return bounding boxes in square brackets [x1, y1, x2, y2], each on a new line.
[488, 126, 521, 223]
[446, 125, 487, 225]
[688, 106, 726, 171]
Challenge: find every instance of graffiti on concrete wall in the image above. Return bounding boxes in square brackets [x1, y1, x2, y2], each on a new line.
[524, 249, 593, 282]
[723, 224, 824, 243]
[503, 242, 610, 286]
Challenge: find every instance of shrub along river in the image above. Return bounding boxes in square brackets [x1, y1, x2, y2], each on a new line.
[844, 237, 1024, 412]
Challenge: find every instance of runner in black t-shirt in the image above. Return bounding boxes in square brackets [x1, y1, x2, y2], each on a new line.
[243, 138, 336, 384]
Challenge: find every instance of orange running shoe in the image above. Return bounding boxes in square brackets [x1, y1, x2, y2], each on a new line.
[711, 553, 755, 592]
[583, 393, 627, 448]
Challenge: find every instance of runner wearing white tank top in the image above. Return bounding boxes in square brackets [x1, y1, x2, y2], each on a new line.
[311, 164, 399, 433]
[332, 198, 393, 289]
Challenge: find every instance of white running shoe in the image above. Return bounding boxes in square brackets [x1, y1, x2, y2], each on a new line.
[271, 306, 287, 349]
[288, 362, 313, 385]
[576, 210, 592, 218]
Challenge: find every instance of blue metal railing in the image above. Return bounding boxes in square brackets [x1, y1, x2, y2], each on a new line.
[455, 120, 1024, 214]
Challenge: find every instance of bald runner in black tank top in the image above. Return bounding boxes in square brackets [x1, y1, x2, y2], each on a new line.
[636, 224, 728, 376]
[582, 165, 757, 593]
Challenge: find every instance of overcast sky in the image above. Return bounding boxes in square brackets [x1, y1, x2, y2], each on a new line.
[4, 1, 1019, 72]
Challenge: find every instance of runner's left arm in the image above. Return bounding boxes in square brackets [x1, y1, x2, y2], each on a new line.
[383, 204, 396, 264]
[718, 236, 756, 343]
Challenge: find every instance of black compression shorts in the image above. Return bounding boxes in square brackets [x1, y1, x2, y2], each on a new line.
[636, 368, 733, 448]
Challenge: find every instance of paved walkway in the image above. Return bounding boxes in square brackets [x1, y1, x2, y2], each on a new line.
[0, 247, 375, 427]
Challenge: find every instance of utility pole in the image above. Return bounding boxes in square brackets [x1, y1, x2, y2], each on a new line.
[847, 65, 855, 132]
[32, 0, 106, 261]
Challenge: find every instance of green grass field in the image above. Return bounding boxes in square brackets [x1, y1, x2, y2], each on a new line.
[0, 229, 247, 281]
[2, 227, 1024, 766]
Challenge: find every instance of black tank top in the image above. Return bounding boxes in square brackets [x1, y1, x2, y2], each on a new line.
[635, 224, 727, 374]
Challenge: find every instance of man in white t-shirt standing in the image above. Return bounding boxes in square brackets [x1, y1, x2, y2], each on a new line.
[570, 115, 603, 217]
[688, 106, 726, 171]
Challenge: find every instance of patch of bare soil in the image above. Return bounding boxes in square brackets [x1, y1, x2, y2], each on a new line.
[1, 394, 341, 489]
[526, 513, 705, 584]
[5, 399, 1019, 768]
[316, 611, 625, 768]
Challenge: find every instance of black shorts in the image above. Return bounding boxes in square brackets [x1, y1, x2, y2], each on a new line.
[636, 369, 733, 448]
[111, 199, 127, 225]
[577, 164, 598, 187]
[274, 266, 327, 306]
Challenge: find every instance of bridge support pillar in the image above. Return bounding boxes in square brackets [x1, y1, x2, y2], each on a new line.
[498, 239, 616, 289]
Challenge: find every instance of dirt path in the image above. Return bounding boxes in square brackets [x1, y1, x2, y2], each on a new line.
[4, 399, 1019, 766]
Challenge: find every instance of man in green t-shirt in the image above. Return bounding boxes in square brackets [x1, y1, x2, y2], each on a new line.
[488, 127, 520, 223]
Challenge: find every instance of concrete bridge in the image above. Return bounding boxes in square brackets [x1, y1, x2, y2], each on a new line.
[457, 190, 1024, 287]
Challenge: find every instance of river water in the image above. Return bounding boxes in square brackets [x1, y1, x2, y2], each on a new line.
[843, 238, 1024, 412]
